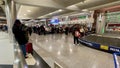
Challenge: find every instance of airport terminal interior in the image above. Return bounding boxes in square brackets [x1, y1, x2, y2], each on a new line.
[1, 0, 120, 68]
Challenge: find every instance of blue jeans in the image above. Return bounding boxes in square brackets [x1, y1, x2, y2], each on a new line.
[20, 44, 26, 57]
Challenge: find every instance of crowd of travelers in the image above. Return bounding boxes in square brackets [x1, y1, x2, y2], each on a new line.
[31, 24, 95, 45]
[31, 24, 94, 35]
[12, 19, 95, 58]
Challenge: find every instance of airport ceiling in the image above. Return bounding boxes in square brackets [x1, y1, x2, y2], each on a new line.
[15, 0, 120, 19]
[0, 0, 6, 22]
[0, 7, 5, 17]
[0, 0, 5, 16]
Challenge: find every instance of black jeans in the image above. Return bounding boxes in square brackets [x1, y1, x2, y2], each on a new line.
[74, 36, 79, 44]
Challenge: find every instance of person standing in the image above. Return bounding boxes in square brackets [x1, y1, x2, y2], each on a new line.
[28, 27, 32, 36]
[12, 20, 29, 58]
[40, 25, 46, 35]
[72, 28, 80, 45]
[65, 26, 69, 35]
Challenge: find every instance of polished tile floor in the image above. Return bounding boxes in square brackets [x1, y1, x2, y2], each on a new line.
[0, 32, 14, 65]
[30, 33, 115, 68]
[0, 32, 14, 68]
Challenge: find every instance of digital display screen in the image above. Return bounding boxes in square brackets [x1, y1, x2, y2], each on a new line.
[50, 18, 59, 25]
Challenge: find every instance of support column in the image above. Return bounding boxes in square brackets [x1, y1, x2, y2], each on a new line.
[4, 1, 28, 68]
[101, 13, 106, 34]
[4, 0, 17, 42]
[96, 13, 106, 34]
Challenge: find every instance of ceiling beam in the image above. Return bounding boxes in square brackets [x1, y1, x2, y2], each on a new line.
[87, 0, 120, 11]
[13, 0, 65, 9]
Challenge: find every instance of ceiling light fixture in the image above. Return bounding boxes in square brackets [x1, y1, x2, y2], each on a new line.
[80, 2, 84, 4]
[66, 5, 79, 10]
[24, 14, 26, 15]
[27, 10, 31, 12]
[49, 13, 53, 15]
[58, 9, 63, 12]
[78, 0, 87, 4]
[82, 9, 88, 12]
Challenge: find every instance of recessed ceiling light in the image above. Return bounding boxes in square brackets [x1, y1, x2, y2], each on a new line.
[58, 9, 63, 12]
[49, 13, 52, 15]
[24, 14, 26, 15]
[82, 9, 88, 12]
[66, 5, 79, 10]
[27, 10, 31, 12]
[80, 2, 84, 4]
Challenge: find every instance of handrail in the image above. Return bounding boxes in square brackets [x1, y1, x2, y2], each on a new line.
[13, 41, 28, 68]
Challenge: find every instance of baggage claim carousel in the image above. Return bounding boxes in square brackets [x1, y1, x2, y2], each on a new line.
[79, 34, 120, 68]
[80, 34, 120, 53]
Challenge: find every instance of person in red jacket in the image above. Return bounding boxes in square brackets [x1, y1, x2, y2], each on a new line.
[72, 28, 81, 45]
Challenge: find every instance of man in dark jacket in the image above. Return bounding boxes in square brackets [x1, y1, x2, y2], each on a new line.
[12, 20, 28, 58]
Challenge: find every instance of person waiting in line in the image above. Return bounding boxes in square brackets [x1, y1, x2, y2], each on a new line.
[51, 26, 55, 34]
[65, 26, 69, 35]
[33, 26, 36, 33]
[37, 26, 41, 35]
[12, 20, 29, 58]
[72, 28, 81, 45]
[40, 25, 46, 35]
[28, 27, 32, 36]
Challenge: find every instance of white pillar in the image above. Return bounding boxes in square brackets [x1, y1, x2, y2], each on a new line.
[96, 13, 105, 34]
[4, 0, 17, 42]
[101, 13, 106, 34]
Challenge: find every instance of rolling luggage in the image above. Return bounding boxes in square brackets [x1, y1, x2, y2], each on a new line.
[26, 42, 33, 54]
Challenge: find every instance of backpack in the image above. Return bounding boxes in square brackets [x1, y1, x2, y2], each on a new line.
[75, 31, 80, 37]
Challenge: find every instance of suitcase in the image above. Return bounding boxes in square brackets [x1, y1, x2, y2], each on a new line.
[26, 43, 33, 54]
